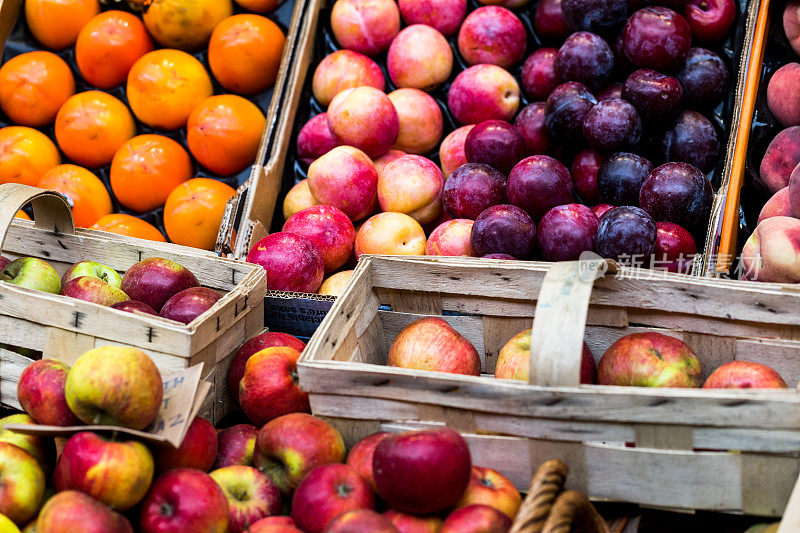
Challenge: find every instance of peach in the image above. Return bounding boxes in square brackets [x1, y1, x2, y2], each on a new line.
[318, 270, 354, 296]
[355, 212, 427, 258]
[308, 146, 378, 221]
[374, 149, 407, 176]
[312, 50, 385, 106]
[398, 0, 467, 36]
[387, 24, 453, 91]
[759, 127, 800, 194]
[426, 218, 474, 256]
[440, 125, 475, 178]
[741, 216, 800, 283]
[388, 88, 443, 155]
[283, 204, 356, 273]
[785, 1, 800, 57]
[283, 179, 320, 219]
[297, 113, 339, 166]
[759, 187, 793, 224]
[330, 0, 400, 56]
[327, 87, 399, 158]
[768, 63, 800, 128]
[378, 155, 444, 224]
[458, 7, 527, 69]
[448, 64, 520, 124]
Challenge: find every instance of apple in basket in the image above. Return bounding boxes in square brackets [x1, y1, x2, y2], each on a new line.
[121, 257, 199, 312]
[17, 358, 81, 426]
[153, 417, 217, 473]
[61, 277, 130, 306]
[210, 465, 282, 533]
[213, 424, 259, 469]
[291, 463, 374, 533]
[37, 491, 133, 533]
[597, 332, 702, 387]
[62, 261, 122, 288]
[1, 257, 61, 294]
[387, 317, 481, 376]
[495, 328, 597, 384]
[703, 361, 788, 389]
[324, 510, 397, 533]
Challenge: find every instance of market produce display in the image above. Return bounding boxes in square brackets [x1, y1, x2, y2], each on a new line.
[244, 0, 744, 296]
[0, 0, 289, 250]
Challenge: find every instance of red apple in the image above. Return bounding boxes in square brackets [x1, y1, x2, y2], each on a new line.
[0, 441, 44, 525]
[373, 428, 471, 515]
[111, 300, 158, 315]
[213, 424, 259, 469]
[140, 468, 229, 533]
[598, 332, 702, 387]
[684, 0, 736, 43]
[246, 232, 325, 294]
[346, 432, 391, 492]
[210, 465, 282, 533]
[240, 347, 310, 426]
[325, 509, 398, 533]
[159, 287, 222, 324]
[54, 432, 154, 510]
[703, 361, 788, 389]
[17, 358, 80, 426]
[120, 257, 199, 312]
[456, 467, 520, 520]
[62, 261, 122, 288]
[388, 317, 481, 376]
[154, 417, 217, 472]
[37, 491, 133, 533]
[0, 414, 46, 468]
[254, 413, 346, 494]
[384, 510, 443, 533]
[283, 205, 356, 273]
[291, 464, 375, 533]
[61, 276, 130, 306]
[228, 332, 307, 400]
[494, 329, 596, 384]
[249, 516, 302, 532]
[441, 505, 511, 533]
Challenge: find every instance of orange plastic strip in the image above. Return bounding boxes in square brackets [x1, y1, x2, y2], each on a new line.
[716, 0, 771, 272]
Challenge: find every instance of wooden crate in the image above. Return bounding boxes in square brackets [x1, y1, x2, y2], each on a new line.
[299, 255, 800, 516]
[0, 184, 268, 423]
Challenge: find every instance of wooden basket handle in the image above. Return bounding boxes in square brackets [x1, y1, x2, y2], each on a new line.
[0, 184, 75, 253]
[529, 258, 615, 386]
[510, 460, 568, 533]
[540, 491, 611, 533]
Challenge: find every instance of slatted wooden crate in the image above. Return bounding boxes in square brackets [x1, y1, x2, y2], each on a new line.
[299, 255, 800, 516]
[0, 184, 268, 422]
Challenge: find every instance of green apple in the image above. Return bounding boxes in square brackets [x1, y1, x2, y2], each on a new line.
[1, 258, 60, 294]
[62, 261, 122, 289]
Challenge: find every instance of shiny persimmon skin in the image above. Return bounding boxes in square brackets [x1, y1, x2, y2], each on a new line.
[54, 91, 137, 168]
[37, 164, 112, 227]
[25, 0, 100, 50]
[0, 51, 75, 127]
[127, 49, 214, 130]
[0, 126, 61, 186]
[187, 95, 266, 176]
[234, 0, 284, 13]
[208, 14, 286, 95]
[163, 178, 235, 249]
[76, 10, 154, 89]
[143, 0, 233, 51]
[91, 213, 167, 242]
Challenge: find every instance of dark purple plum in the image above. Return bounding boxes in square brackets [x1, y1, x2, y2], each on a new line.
[571, 149, 605, 204]
[507, 155, 575, 219]
[623, 7, 692, 71]
[622, 69, 683, 119]
[658, 111, 719, 172]
[561, 0, 628, 34]
[535, 0, 571, 41]
[676, 48, 730, 109]
[596, 206, 657, 263]
[639, 162, 713, 233]
[521, 48, 560, 100]
[471, 204, 537, 258]
[482, 253, 517, 260]
[554, 32, 614, 91]
[597, 152, 653, 205]
[442, 163, 507, 220]
[537, 204, 600, 261]
[582, 98, 642, 152]
[545, 82, 598, 141]
[653, 221, 697, 273]
[465, 120, 526, 175]
[515, 103, 553, 155]
[597, 83, 623, 100]
[611, 31, 635, 74]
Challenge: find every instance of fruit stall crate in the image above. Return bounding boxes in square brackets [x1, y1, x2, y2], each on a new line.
[216, 0, 763, 334]
[298, 254, 800, 516]
[0, 184, 268, 423]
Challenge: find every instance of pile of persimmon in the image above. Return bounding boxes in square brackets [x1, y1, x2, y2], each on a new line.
[0, 0, 286, 250]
